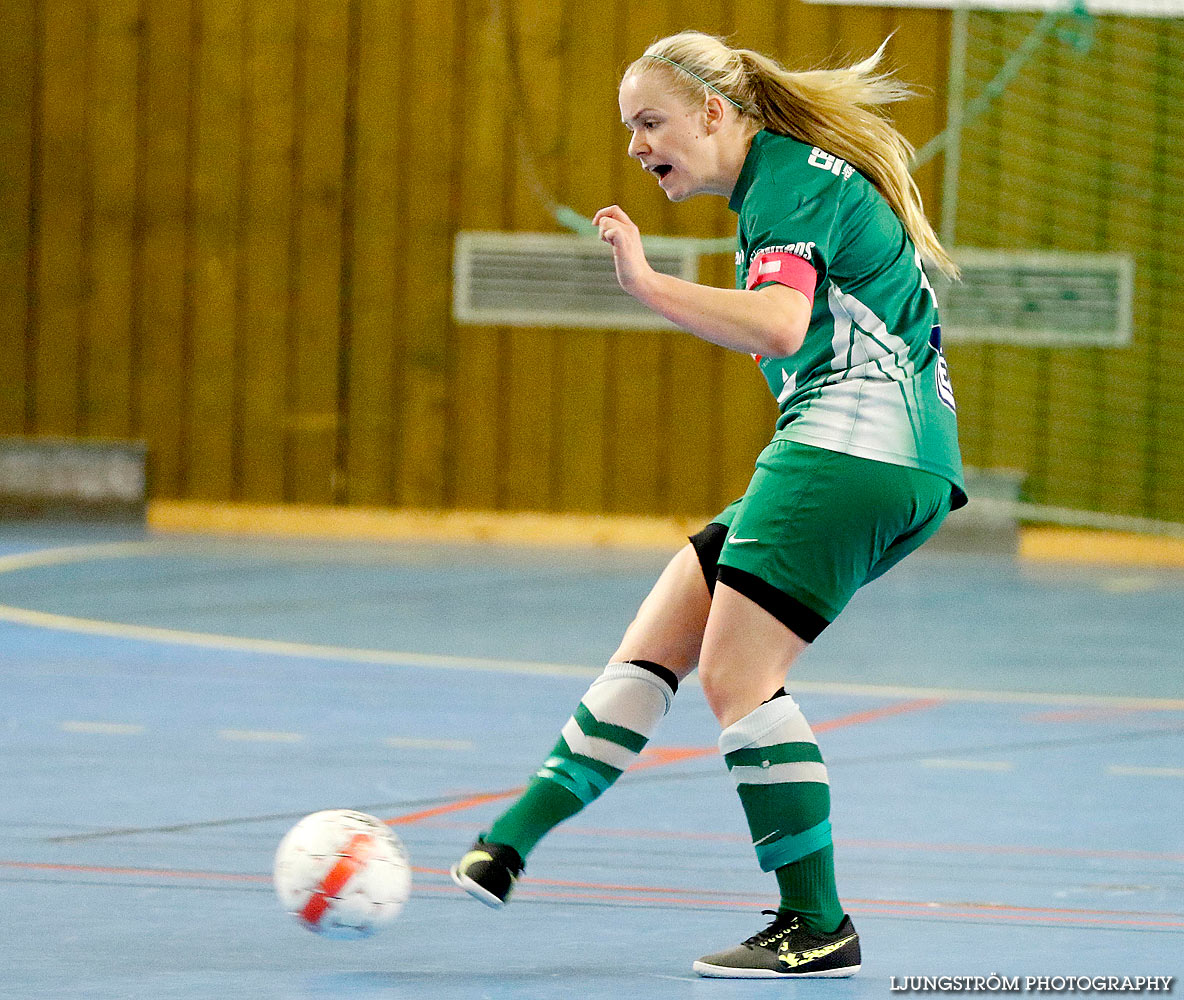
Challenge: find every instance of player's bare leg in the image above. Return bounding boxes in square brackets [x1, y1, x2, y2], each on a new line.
[611, 542, 712, 680]
[697, 581, 807, 727]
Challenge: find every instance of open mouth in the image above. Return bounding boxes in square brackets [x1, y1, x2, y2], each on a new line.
[652, 164, 673, 180]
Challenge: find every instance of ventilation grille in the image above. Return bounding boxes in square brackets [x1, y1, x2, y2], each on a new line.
[939, 249, 1134, 347]
[453, 231, 699, 330]
[455, 234, 1133, 346]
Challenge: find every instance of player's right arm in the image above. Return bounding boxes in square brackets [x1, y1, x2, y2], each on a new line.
[594, 204, 810, 358]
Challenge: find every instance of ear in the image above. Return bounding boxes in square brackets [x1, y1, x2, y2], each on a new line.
[703, 94, 728, 134]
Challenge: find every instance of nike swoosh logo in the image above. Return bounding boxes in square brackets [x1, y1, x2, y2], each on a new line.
[753, 830, 780, 846]
[727, 535, 760, 545]
[778, 934, 858, 970]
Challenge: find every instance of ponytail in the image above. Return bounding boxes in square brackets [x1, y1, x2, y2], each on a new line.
[629, 32, 958, 279]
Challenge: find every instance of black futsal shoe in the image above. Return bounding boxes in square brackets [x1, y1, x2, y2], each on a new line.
[450, 838, 524, 909]
[693, 910, 861, 978]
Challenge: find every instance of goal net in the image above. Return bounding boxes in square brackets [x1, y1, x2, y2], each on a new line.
[809, 0, 1184, 534]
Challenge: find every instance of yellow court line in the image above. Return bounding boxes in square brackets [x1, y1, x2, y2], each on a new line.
[2, 600, 1182, 710]
[0, 540, 167, 574]
[1021, 526, 1184, 568]
[0, 602, 599, 680]
[148, 500, 700, 550]
[148, 500, 1184, 568]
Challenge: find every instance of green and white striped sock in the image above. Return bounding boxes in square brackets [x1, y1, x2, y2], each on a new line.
[719, 692, 844, 933]
[487, 661, 677, 859]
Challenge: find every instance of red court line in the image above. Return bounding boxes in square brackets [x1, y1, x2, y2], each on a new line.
[631, 745, 717, 770]
[385, 788, 524, 826]
[399, 884, 1184, 928]
[480, 885, 1184, 929]
[812, 697, 945, 733]
[9, 859, 1179, 929]
[493, 888, 1184, 929]
[407, 818, 1184, 864]
[840, 838, 1184, 864]
[383, 696, 944, 825]
[627, 697, 944, 772]
[0, 858, 439, 881]
[412, 865, 1184, 924]
[0, 859, 271, 883]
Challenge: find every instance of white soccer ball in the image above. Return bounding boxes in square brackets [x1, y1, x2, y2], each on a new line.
[273, 809, 411, 939]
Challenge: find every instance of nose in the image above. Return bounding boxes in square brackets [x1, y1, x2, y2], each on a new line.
[627, 129, 649, 159]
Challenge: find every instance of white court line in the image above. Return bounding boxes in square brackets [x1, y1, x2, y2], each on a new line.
[218, 729, 304, 743]
[1106, 765, 1184, 778]
[921, 759, 1015, 771]
[2, 540, 1184, 710]
[60, 721, 145, 735]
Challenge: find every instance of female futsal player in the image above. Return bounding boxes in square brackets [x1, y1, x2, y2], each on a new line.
[452, 30, 966, 978]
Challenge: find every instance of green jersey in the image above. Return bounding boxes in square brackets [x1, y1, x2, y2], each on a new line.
[730, 130, 966, 507]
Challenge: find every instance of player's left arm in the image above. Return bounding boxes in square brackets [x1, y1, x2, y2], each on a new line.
[594, 204, 810, 359]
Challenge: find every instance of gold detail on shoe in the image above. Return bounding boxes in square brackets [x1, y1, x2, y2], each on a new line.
[777, 933, 857, 970]
[458, 849, 493, 872]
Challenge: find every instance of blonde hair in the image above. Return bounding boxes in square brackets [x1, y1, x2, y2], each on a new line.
[626, 31, 958, 279]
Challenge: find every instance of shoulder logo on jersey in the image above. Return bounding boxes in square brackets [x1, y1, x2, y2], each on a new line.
[748, 242, 815, 267]
[808, 147, 854, 180]
[930, 323, 957, 412]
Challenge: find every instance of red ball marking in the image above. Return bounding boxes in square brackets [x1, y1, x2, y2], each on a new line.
[298, 832, 375, 928]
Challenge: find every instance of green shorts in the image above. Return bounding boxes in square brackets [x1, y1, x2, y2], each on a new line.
[691, 439, 954, 642]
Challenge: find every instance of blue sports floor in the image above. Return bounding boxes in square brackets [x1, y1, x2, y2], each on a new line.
[1, 521, 1181, 999]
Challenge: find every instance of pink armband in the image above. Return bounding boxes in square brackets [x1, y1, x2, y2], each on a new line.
[745, 251, 817, 305]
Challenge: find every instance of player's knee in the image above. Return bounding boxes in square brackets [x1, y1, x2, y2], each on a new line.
[697, 657, 733, 725]
[699, 651, 791, 729]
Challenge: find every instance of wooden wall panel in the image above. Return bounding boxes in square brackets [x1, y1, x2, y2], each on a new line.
[82, 0, 138, 441]
[286, 0, 348, 503]
[134, 0, 191, 498]
[1145, 26, 1184, 520]
[604, 0, 669, 515]
[0, 0, 36, 434]
[447, 0, 509, 511]
[499, 3, 561, 511]
[187, 0, 245, 499]
[1104, 23, 1163, 517]
[342, 0, 404, 507]
[35, 0, 87, 437]
[393, 0, 458, 508]
[659, 0, 731, 519]
[237, 1, 295, 502]
[551, 0, 617, 514]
